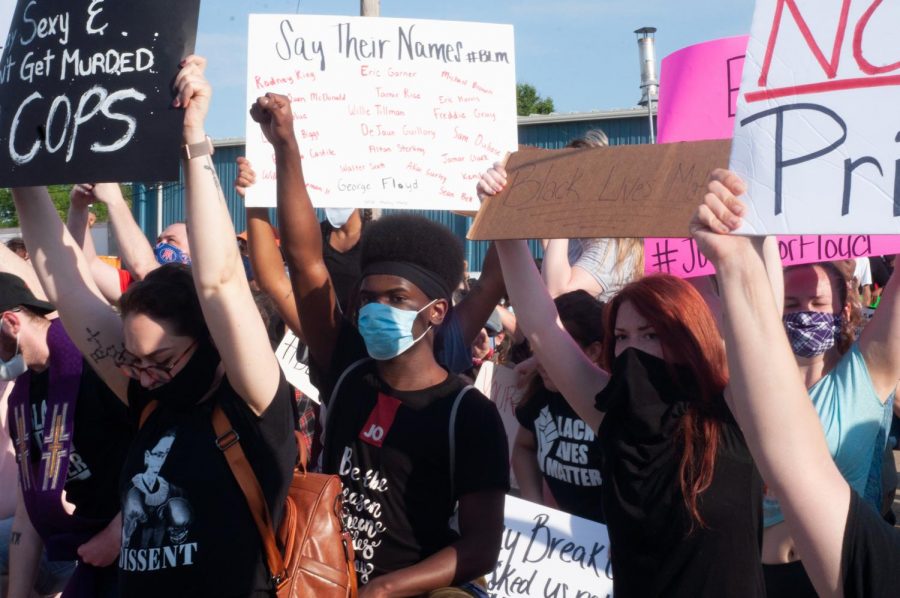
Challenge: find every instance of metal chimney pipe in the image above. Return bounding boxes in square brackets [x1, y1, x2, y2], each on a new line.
[634, 26, 658, 143]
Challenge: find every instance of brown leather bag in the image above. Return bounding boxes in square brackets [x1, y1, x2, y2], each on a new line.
[212, 406, 357, 598]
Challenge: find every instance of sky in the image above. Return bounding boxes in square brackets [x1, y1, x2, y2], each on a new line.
[197, 0, 756, 139]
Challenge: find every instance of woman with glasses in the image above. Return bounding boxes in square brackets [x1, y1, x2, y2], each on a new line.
[12, 56, 296, 597]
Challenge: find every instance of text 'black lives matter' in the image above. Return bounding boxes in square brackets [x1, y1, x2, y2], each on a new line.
[0, 0, 201, 186]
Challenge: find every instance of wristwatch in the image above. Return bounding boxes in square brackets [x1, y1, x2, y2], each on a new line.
[182, 136, 215, 160]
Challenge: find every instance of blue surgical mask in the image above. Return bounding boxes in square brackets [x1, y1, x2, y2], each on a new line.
[155, 242, 191, 265]
[0, 333, 26, 380]
[325, 208, 355, 229]
[357, 300, 436, 360]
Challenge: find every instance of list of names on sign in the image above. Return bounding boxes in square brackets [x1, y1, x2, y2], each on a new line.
[244, 14, 518, 210]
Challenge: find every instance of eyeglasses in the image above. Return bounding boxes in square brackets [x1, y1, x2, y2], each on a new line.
[115, 340, 197, 383]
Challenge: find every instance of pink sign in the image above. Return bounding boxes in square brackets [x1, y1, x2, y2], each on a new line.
[646, 235, 900, 278]
[657, 35, 748, 143]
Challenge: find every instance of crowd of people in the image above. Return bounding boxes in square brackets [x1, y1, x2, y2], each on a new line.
[0, 53, 898, 598]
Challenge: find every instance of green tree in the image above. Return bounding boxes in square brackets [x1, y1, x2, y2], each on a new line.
[517, 83, 555, 116]
[0, 184, 127, 228]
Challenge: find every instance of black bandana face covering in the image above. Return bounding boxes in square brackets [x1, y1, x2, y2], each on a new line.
[595, 348, 702, 412]
[140, 339, 221, 410]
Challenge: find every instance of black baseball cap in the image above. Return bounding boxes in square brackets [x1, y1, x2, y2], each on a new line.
[0, 273, 55, 315]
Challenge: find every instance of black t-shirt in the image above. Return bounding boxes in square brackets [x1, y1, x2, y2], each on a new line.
[594, 349, 765, 597]
[321, 221, 361, 312]
[842, 489, 900, 597]
[870, 256, 892, 289]
[316, 321, 510, 586]
[118, 375, 296, 598]
[515, 387, 605, 523]
[23, 361, 131, 520]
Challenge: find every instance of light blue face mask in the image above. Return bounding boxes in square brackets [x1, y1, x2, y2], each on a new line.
[325, 208, 355, 229]
[0, 333, 26, 380]
[357, 300, 436, 360]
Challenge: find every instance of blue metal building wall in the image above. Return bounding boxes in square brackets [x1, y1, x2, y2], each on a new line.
[132, 114, 652, 269]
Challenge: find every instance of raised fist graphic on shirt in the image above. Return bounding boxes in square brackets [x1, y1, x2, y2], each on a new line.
[535, 406, 559, 464]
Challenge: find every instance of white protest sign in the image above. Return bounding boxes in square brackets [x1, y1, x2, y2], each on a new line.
[731, 2, 900, 234]
[475, 362, 521, 489]
[244, 14, 517, 210]
[488, 495, 613, 598]
[0, 2, 13, 60]
[275, 331, 320, 403]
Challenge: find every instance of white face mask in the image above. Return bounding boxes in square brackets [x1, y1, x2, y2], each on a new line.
[325, 208, 355, 229]
[0, 333, 26, 380]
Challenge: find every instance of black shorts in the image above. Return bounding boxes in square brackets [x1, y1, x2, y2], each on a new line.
[763, 561, 817, 598]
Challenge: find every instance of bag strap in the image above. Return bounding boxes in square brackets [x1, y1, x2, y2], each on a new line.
[448, 385, 473, 501]
[212, 405, 287, 588]
[322, 357, 373, 454]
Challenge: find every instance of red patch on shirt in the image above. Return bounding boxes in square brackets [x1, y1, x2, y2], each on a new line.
[359, 393, 402, 447]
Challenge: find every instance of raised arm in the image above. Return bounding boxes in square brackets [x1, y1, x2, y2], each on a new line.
[478, 166, 607, 430]
[453, 242, 506, 346]
[175, 56, 280, 414]
[541, 238, 604, 298]
[234, 157, 302, 338]
[858, 252, 900, 400]
[0, 243, 48, 303]
[692, 169, 847, 597]
[250, 93, 341, 370]
[13, 187, 128, 400]
[88, 183, 159, 281]
[66, 184, 130, 302]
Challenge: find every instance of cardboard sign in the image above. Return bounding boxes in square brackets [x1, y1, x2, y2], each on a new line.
[243, 14, 518, 210]
[657, 36, 749, 143]
[488, 495, 613, 598]
[646, 234, 900, 278]
[467, 141, 731, 240]
[0, 0, 200, 187]
[731, 1, 900, 234]
[275, 331, 320, 403]
[474, 362, 521, 489]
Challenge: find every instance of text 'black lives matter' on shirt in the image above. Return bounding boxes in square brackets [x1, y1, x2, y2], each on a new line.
[515, 388, 605, 523]
[23, 362, 131, 520]
[317, 321, 510, 586]
[118, 376, 295, 598]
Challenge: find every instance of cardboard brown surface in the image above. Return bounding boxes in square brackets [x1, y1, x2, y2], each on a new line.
[467, 140, 732, 240]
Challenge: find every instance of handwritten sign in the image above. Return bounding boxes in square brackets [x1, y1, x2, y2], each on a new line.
[657, 36, 748, 143]
[474, 362, 521, 489]
[646, 234, 900, 278]
[468, 141, 731, 240]
[731, 1, 900, 234]
[488, 495, 613, 598]
[243, 14, 517, 210]
[275, 331, 320, 403]
[0, 0, 200, 187]
[0, 3, 13, 62]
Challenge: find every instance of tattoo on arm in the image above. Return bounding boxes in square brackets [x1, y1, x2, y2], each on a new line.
[10, 531, 21, 545]
[85, 327, 125, 364]
[202, 160, 224, 197]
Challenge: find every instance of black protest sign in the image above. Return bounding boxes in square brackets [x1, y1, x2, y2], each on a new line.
[0, 0, 201, 187]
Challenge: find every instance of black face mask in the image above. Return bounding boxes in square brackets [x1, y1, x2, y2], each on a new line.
[595, 348, 700, 412]
[139, 339, 221, 411]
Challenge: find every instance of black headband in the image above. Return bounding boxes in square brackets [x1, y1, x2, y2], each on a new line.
[361, 261, 451, 301]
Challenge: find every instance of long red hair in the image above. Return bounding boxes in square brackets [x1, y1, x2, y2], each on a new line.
[603, 275, 728, 527]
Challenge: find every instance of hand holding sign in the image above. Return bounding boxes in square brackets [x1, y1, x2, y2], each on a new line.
[174, 54, 211, 139]
[690, 169, 759, 267]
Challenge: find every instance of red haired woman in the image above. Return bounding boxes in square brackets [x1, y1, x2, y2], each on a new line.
[480, 167, 764, 597]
